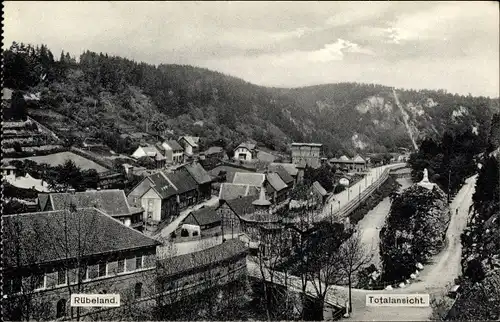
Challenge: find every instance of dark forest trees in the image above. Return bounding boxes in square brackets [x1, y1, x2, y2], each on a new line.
[408, 129, 484, 198]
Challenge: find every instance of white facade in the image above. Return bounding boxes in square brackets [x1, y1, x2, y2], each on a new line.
[140, 188, 163, 222]
[132, 147, 149, 159]
[234, 147, 252, 161]
[162, 142, 184, 164]
[339, 178, 350, 186]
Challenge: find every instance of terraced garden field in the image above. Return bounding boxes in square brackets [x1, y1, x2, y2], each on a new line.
[4, 151, 109, 173]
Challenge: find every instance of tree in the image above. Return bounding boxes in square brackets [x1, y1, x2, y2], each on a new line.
[54, 159, 85, 191]
[136, 156, 156, 170]
[335, 230, 372, 314]
[304, 222, 348, 320]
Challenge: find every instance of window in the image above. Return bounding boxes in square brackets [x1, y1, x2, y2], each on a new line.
[117, 259, 125, 274]
[98, 262, 107, 277]
[57, 270, 67, 285]
[136, 256, 143, 270]
[134, 282, 142, 299]
[34, 273, 45, 290]
[56, 299, 67, 318]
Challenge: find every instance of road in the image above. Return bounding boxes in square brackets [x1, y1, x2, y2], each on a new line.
[318, 163, 406, 222]
[155, 196, 220, 240]
[250, 175, 477, 321]
[357, 178, 413, 268]
[352, 175, 477, 321]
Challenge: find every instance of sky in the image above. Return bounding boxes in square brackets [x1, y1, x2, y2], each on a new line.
[4, 1, 500, 97]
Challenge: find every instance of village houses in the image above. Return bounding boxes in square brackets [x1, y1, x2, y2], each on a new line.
[329, 155, 367, 173]
[160, 139, 185, 165]
[38, 190, 145, 231]
[126, 163, 213, 233]
[233, 142, 258, 161]
[178, 136, 200, 156]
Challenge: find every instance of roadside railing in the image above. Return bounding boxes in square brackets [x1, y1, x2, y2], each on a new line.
[329, 164, 407, 221]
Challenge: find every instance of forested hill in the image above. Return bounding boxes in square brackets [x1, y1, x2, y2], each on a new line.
[3, 42, 499, 156]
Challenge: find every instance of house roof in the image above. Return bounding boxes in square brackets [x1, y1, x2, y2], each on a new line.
[3, 208, 159, 268]
[1, 164, 17, 170]
[242, 212, 280, 223]
[183, 206, 221, 226]
[235, 142, 256, 151]
[224, 195, 259, 217]
[205, 146, 224, 155]
[269, 163, 298, 177]
[266, 172, 288, 192]
[46, 190, 135, 217]
[157, 239, 247, 277]
[219, 183, 259, 201]
[232, 172, 266, 187]
[179, 136, 200, 147]
[165, 170, 198, 194]
[146, 172, 178, 199]
[38, 193, 49, 211]
[163, 140, 183, 151]
[313, 181, 328, 196]
[352, 155, 366, 164]
[183, 163, 212, 184]
[269, 165, 294, 185]
[137, 145, 165, 159]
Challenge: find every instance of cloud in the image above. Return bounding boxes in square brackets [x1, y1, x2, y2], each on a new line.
[308, 39, 375, 62]
[2, 1, 499, 97]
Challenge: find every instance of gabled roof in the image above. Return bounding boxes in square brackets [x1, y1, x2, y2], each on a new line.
[183, 206, 221, 226]
[46, 190, 135, 217]
[352, 155, 366, 164]
[183, 163, 212, 184]
[313, 181, 328, 196]
[38, 193, 49, 211]
[266, 172, 288, 192]
[232, 172, 266, 187]
[3, 208, 160, 268]
[179, 136, 200, 147]
[137, 145, 165, 159]
[163, 140, 183, 151]
[269, 163, 298, 177]
[269, 165, 294, 185]
[340, 155, 350, 161]
[224, 195, 259, 217]
[147, 172, 178, 199]
[165, 171, 198, 194]
[157, 239, 247, 277]
[205, 146, 224, 155]
[235, 142, 256, 151]
[219, 183, 259, 201]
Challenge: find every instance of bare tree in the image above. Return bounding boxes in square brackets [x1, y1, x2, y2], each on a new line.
[2, 217, 53, 321]
[335, 229, 373, 314]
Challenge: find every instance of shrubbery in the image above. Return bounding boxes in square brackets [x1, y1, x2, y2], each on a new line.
[380, 184, 450, 282]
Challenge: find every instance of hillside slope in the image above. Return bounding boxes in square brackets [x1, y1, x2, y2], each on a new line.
[4, 42, 499, 156]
